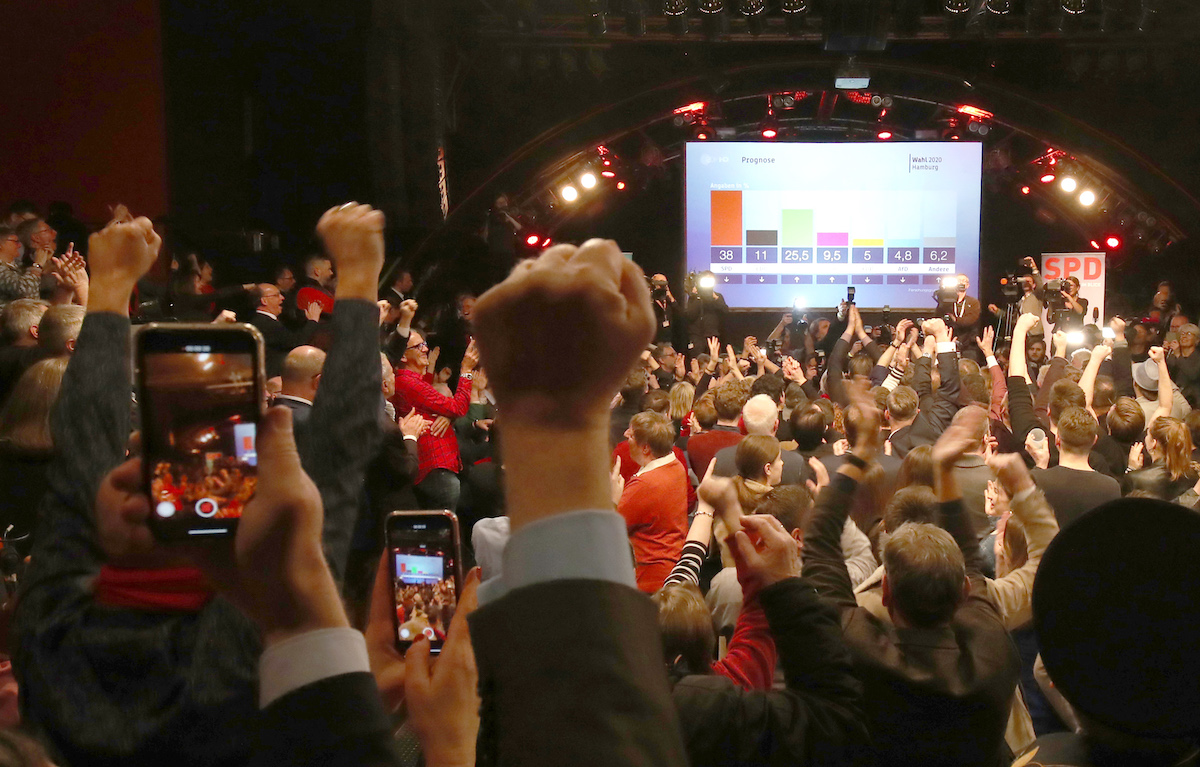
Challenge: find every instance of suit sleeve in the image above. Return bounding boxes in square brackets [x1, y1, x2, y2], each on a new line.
[799, 474, 857, 609]
[303, 300, 383, 583]
[918, 350, 961, 436]
[251, 673, 399, 767]
[961, 297, 981, 329]
[470, 580, 689, 767]
[988, 362, 1008, 424]
[827, 337, 851, 407]
[1112, 343, 1135, 399]
[911, 356, 932, 401]
[1007, 375, 1039, 446]
[1035, 356, 1067, 423]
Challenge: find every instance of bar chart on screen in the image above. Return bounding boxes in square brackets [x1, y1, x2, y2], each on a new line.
[686, 141, 981, 309]
[708, 189, 958, 274]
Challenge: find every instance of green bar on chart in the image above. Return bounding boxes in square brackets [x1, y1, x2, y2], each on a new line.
[782, 209, 813, 247]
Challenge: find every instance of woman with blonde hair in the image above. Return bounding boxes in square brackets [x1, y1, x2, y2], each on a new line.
[668, 381, 695, 435]
[1124, 416, 1199, 502]
[0, 356, 69, 539]
[731, 435, 783, 513]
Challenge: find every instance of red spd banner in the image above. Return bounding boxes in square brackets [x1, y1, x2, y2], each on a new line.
[1041, 253, 1106, 325]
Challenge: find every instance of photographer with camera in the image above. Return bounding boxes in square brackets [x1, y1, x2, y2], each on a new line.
[935, 273, 981, 344]
[649, 273, 679, 346]
[684, 271, 728, 355]
[1048, 275, 1088, 333]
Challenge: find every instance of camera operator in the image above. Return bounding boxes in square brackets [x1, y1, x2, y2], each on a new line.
[648, 273, 678, 345]
[1049, 275, 1088, 332]
[683, 270, 728, 353]
[935, 272, 981, 342]
[1016, 257, 1046, 339]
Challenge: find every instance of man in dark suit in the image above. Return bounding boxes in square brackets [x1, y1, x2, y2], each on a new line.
[274, 345, 325, 425]
[249, 283, 320, 379]
[803, 400, 1020, 767]
[13, 204, 385, 766]
[937, 273, 982, 344]
[886, 318, 962, 458]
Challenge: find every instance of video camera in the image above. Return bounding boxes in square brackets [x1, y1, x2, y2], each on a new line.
[933, 275, 966, 305]
[648, 276, 669, 301]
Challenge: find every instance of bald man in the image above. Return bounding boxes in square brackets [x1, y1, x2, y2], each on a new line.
[275, 345, 326, 424]
[711, 394, 809, 485]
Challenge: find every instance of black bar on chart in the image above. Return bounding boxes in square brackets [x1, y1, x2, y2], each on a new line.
[746, 230, 779, 246]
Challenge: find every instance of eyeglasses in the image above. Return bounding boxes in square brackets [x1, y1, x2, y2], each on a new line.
[407, 342, 430, 352]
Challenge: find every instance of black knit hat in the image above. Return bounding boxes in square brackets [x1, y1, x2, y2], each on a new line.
[1033, 497, 1200, 737]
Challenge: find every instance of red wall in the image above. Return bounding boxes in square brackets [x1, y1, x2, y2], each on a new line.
[0, 0, 168, 224]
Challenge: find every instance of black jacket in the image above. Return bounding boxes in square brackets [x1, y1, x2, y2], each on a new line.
[802, 474, 1021, 767]
[670, 578, 866, 766]
[248, 311, 317, 379]
[887, 350, 961, 458]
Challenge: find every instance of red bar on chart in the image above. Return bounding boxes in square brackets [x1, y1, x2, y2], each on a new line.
[710, 191, 743, 246]
[816, 232, 849, 247]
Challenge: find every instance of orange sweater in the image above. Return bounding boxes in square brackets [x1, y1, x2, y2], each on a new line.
[617, 459, 688, 593]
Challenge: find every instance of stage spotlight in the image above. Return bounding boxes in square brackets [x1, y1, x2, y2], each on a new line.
[616, 181, 627, 190]
[586, 0, 607, 36]
[941, 276, 959, 289]
[698, 0, 727, 38]
[541, 237, 552, 247]
[1078, 190, 1096, 206]
[581, 172, 598, 189]
[1060, 0, 1085, 13]
[1105, 236, 1121, 249]
[664, 0, 689, 35]
[781, 0, 809, 34]
[560, 185, 579, 202]
[694, 125, 710, 140]
[1021, 186, 1031, 195]
[793, 296, 807, 309]
[761, 125, 778, 139]
[1060, 177, 1078, 193]
[624, 0, 647, 35]
[738, 0, 766, 34]
[877, 131, 892, 140]
[1090, 240, 1101, 250]
[944, 0, 970, 12]
[986, 0, 1011, 13]
[1040, 173, 1056, 184]
[601, 170, 616, 178]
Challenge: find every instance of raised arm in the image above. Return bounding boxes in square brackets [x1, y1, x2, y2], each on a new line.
[931, 407, 988, 588]
[1080, 343, 1112, 415]
[921, 318, 962, 433]
[1110, 316, 1135, 399]
[1148, 345, 1173, 426]
[976, 327, 1008, 423]
[983, 453, 1059, 629]
[826, 306, 858, 407]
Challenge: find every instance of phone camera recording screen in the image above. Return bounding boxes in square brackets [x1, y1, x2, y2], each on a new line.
[390, 521, 458, 653]
[141, 333, 260, 539]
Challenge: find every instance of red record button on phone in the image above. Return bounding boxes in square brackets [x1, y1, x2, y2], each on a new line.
[194, 498, 219, 518]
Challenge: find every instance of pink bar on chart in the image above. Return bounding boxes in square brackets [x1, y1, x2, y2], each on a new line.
[816, 232, 849, 246]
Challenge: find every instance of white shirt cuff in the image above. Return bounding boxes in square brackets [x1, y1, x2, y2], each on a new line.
[403, 434, 418, 442]
[1012, 485, 1039, 504]
[986, 355, 998, 369]
[936, 341, 957, 354]
[258, 627, 369, 708]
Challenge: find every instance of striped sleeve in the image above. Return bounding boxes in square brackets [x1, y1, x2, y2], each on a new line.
[663, 539, 708, 587]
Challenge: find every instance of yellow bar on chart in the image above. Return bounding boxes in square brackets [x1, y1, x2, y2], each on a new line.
[852, 239, 885, 246]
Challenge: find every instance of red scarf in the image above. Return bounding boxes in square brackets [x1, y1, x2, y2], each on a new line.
[94, 565, 214, 612]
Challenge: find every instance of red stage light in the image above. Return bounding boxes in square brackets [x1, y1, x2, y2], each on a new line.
[696, 131, 709, 140]
[958, 105, 995, 120]
[1090, 240, 1101, 250]
[602, 159, 611, 166]
[525, 234, 540, 246]
[1106, 236, 1121, 249]
[673, 101, 706, 114]
[541, 237, 552, 247]
[1040, 174, 1056, 184]
[950, 135, 960, 140]
[761, 128, 777, 138]
[1021, 186, 1031, 195]
[616, 181, 626, 190]
[877, 131, 893, 140]
[601, 170, 616, 178]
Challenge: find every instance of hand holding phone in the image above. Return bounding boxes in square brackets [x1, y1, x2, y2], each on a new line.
[388, 511, 463, 654]
[137, 323, 266, 540]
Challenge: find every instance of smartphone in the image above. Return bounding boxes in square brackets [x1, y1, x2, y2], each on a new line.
[136, 324, 266, 540]
[387, 511, 463, 654]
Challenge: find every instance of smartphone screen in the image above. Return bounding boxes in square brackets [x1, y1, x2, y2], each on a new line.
[137, 325, 265, 540]
[387, 511, 462, 654]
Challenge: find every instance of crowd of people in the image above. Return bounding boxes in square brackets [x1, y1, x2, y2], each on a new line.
[0, 197, 1197, 767]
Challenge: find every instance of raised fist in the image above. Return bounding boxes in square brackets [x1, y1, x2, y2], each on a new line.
[316, 203, 385, 296]
[472, 239, 655, 427]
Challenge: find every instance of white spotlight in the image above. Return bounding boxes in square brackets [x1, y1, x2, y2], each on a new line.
[792, 296, 806, 309]
[560, 185, 579, 202]
[941, 276, 958, 288]
[1060, 177, 1078, 193]
[1078, 190, 1096, 206]
[580, 172, 597, 189]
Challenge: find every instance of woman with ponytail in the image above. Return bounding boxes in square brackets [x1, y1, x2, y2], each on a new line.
[1123, 416, 1199, 502]
[730, 435, 784, 513]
